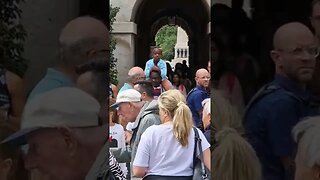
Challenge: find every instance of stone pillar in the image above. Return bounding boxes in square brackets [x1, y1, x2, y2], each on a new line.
[112, 22, 137, 87]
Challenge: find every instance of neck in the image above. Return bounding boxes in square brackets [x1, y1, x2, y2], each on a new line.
[55, 64, 78, 82]
[276, 72, 306, 90]
[162, 119, 173, 124]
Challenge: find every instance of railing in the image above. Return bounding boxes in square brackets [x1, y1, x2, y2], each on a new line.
[175, 48, 189, 58]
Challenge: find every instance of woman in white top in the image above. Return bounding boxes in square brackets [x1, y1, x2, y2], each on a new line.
[132, 89, 211, 179]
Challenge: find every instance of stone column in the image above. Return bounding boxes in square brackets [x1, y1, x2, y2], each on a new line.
[112, 22, 137, 87]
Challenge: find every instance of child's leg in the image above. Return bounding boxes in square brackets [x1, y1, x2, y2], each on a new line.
[162, 79, 173, 91]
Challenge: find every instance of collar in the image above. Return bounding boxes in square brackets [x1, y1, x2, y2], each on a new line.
[273, 75, 310, 101]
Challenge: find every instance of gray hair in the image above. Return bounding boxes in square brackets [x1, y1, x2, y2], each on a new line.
[293, 116, 320, 167]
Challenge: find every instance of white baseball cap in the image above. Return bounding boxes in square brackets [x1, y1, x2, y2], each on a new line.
[2, 87, 100, 145]
[110, 89, 141, 109]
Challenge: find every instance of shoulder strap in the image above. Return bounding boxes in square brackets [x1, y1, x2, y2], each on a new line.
[130, 110, 156, 145]
[192, 127, 198, 167]
[192, 127, 208, 179]
[244, 83, 280, 118]
[244, 83, 304, 122]
[187, 87, 197, 100]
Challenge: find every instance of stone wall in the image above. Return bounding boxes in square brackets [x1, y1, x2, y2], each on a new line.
[20, 0, 79, 92]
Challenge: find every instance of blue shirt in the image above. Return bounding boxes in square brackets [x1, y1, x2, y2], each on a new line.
[28, 68, 74, 100]
[145, 59, 167, 80]
[119, 83, 132, 93]
[186, 86, 209, 129]
[244, 75, 313, 180]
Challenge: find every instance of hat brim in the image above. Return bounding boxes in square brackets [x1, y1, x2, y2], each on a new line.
[110, 102, 122, 109]
[1, 127, 41, 146]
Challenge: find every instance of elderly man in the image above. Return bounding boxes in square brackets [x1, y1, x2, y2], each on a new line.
[292, 116, 320, 180]
[244, 22, 319, 180]
[2, 87, 119, 180]
[110, 89, 160, 179]
[186, 68, 210, 131]
[28, 16, 109, 100]
[119, 67, 146, 93]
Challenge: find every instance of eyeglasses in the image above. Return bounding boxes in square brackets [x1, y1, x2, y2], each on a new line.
[199, 76, 211, 80]
[277, 47, 320, 58]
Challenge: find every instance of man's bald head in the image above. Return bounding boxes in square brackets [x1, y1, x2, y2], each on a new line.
[196, 68, 210, 77]
[271, 22, 317, 85]
[273, 22, 314, 50]
[59, 16, 108, 46]
[195, 68, 210, 88]
[128, 67, 145, 83]
[58, 16, 109, 68]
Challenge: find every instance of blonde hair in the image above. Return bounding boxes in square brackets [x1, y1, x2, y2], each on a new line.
[158, 89, 193, 146]
[212, 90, 262, 180]
[293, 116, 320, 168]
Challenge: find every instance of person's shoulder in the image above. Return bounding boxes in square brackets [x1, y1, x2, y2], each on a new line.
[259, 88, 300, 105]
[146, 59, 153, 63]
[142, 124, 159, 135]
[114, 123, 124, 130]
[5, 70, 23, 82]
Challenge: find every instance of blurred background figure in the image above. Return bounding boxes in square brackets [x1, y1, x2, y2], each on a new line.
[212, 90, 262, 180]
[293, 116, 320, 180]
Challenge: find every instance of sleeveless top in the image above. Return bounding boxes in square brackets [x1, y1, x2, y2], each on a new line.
[0, 69, 11, 113]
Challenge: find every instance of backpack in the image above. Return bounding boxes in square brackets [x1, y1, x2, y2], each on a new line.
[243, 82, 304, 124]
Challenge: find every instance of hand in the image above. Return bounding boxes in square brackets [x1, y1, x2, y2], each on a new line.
[125, 130, 132, 143]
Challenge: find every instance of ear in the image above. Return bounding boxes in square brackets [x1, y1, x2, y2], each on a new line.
[58, 127, 78, 157]
[270, 50, 282, 67]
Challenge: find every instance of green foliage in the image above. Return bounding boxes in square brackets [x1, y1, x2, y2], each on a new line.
[109, 5, 120, 85]
[155, 25, 177, 61]
[0, 0, 28, 77]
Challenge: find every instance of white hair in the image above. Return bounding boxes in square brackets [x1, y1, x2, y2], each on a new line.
[293, 116, 320, 168]
[202, 98, 211, 115]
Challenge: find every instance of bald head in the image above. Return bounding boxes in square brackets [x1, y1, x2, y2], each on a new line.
[271, 22, 317, 85]
[273, 22, 314, 50]
[58, 16, 109, 69]
[195, 68, 210, 88]
[128, 67, 145, 83]
[196, 68, 209, 77]
[59, 16, 109, 46]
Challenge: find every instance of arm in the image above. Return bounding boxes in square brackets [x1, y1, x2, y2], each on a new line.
[267, 98, 300, 179]
[159, 60, 167, 80]
[197, 128, 211, 170]
[144, 60, 153, 79]
[202, 148, 211, 171]
[133, 166, 147, 178]
[133, 128, 151, 178]
[110, 147, 131, 163]
[111, 84, 118, 99]
[6, 71, 26, 128]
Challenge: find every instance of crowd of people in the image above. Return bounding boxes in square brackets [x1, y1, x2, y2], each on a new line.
[0, 14, 212, 179]
[109, 46, 212, 179]
[3, 1, 320, 180]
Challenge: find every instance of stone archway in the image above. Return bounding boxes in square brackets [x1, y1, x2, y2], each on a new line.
[111, 0, 210, 86]
[133, 0, 210, 74]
